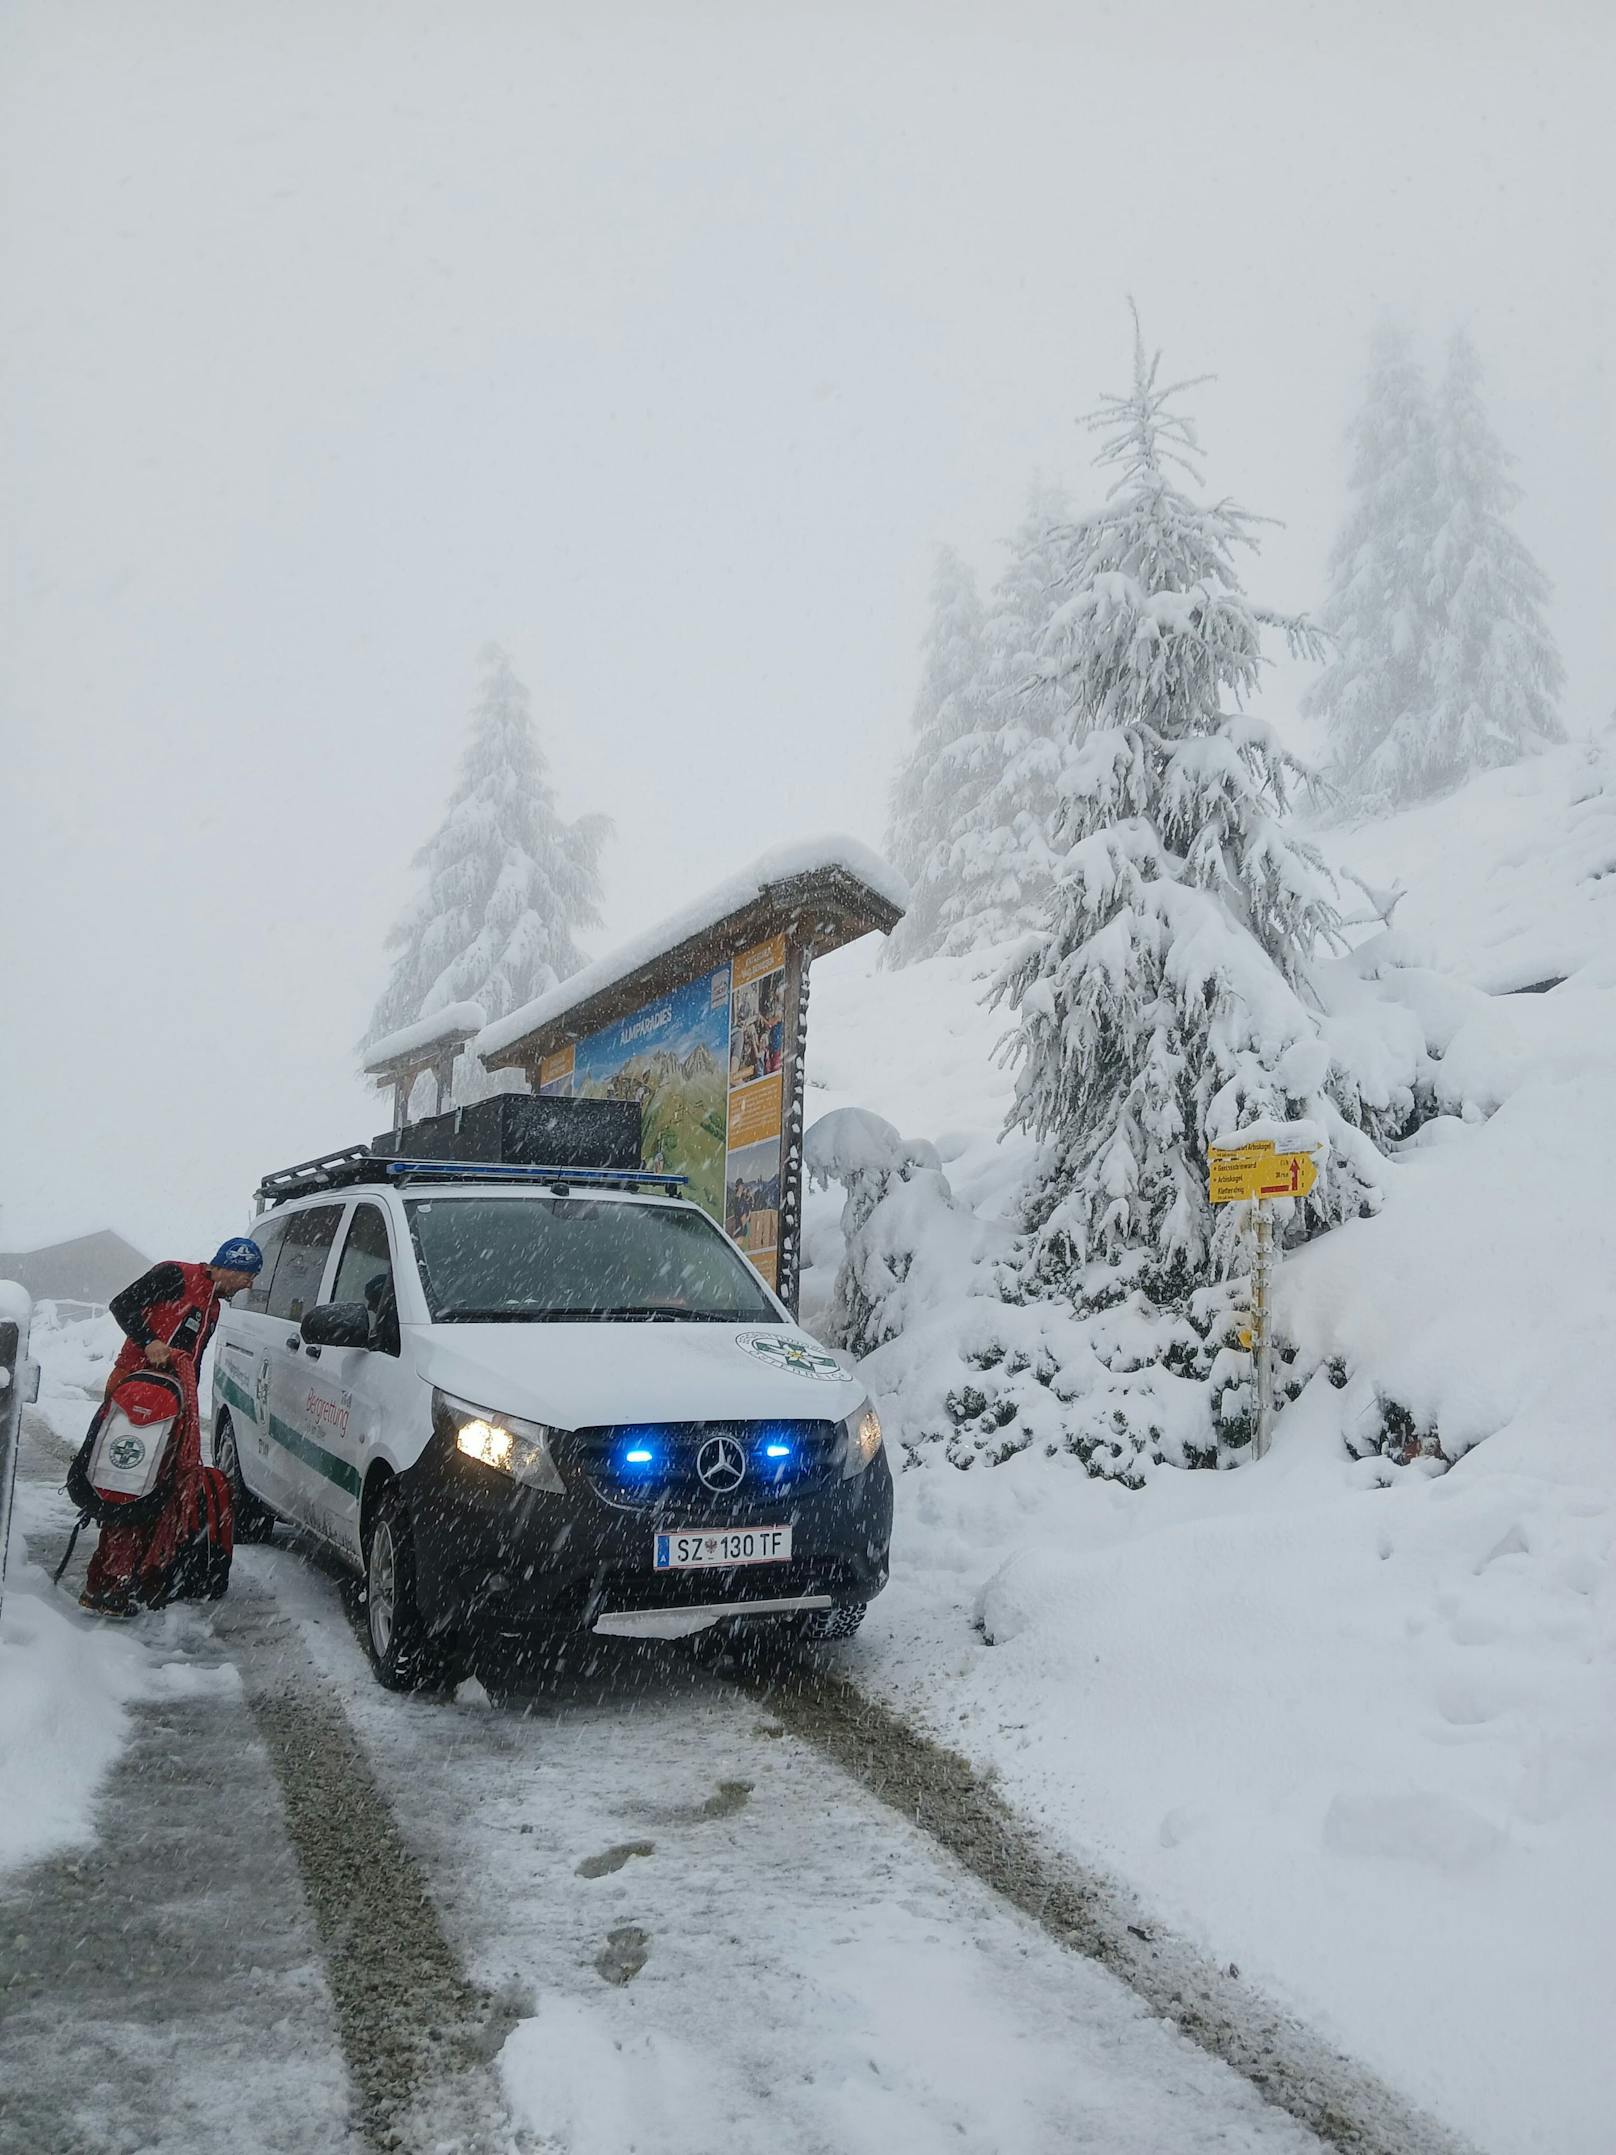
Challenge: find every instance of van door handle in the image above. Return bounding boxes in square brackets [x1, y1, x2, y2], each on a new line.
[284, 1334, 302, 1353]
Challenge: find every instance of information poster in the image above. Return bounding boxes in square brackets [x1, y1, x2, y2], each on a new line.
[723, 936, 787, 1290]
[538, 966, 733, 1222]
[534, 936, 790, 1291]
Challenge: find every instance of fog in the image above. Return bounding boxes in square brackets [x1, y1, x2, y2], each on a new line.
[3, 0, 1610, 1260]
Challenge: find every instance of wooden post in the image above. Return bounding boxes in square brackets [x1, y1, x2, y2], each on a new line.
[1251, 1197, 1274, 1459]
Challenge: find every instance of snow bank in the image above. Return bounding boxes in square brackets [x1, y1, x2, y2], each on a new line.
[802, 753, 1616, 2153]
[0, 1572, 155, 1873]
[29, 1301, 121, 1445]
[477, 833, 908, 1061]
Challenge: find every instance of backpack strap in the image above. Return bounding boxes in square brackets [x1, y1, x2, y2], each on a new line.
[52, 1515, 89, 1586]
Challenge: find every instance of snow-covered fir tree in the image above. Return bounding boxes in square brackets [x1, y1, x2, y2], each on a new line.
[1300, 319, 1439, 813]
[1413, 328, 1566, 790]
[883, 549, 992, 966]
[363, 647, 609, 1086]
[987, 318, 1403, 1475]
[939, 483, 1071, 956]
[1306, 322, 1565, 813]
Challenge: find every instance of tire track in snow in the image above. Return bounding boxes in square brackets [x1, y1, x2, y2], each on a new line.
[729, 1653, 1478, 2155]
[229, 1588, 528, 2154]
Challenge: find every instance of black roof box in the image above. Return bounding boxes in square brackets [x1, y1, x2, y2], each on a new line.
[373, 1094, 641, 1172]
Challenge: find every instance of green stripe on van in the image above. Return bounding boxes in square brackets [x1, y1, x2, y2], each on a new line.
[217, 1368, 361, 1498]
[218, 1372, 257, 1423]
[267, 1413, 362, 1498]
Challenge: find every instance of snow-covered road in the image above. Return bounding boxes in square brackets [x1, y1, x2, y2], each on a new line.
[4, 1417, 1459, 2155]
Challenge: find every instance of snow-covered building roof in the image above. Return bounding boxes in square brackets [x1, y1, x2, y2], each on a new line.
[362, 1001, 488, 1078]
[478, 836, 907, 1072]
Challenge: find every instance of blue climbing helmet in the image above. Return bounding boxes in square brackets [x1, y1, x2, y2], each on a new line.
[212, 1237, 264, 1276]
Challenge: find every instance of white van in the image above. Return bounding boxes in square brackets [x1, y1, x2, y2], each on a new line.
[213, 1150, 891, 1687]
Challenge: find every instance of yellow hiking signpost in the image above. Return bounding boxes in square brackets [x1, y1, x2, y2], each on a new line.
[1207, 1136, 1322, 1460]
[1208, 1141, 1318, 1204]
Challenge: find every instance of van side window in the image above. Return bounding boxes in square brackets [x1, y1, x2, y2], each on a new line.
[330, 1205, 399, 1354]
[235, 1217, 287, 1312]
[265, 1205, 345, 1324]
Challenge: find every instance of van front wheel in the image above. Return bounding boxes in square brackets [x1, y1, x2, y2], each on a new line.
[363, 1486, 439, 1691]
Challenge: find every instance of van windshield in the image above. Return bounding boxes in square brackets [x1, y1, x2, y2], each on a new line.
[405, 1195, 781, 1325]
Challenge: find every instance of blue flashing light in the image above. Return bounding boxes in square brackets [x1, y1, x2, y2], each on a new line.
[764, 1443, 793, 1459]
[624, 1448, 655, 1465]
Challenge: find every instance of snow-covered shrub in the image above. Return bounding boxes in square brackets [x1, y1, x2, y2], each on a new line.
[804, 1108, 983, 1359]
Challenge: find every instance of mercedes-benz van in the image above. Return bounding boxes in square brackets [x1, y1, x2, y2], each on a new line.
[212, 1151, 891, 1687]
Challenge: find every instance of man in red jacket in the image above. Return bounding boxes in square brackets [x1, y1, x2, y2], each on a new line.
[80, 1239, 263, 1615]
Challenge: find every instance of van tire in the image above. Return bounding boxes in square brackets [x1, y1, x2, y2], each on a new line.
[793, 1602, 867, 1644]
[215, 1416, 277, 1544]
[362, 1484, 439, 1691]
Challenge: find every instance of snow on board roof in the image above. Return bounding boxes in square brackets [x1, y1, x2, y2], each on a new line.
[363, 1001, 488, 1076]
[478, 836, 908, 1067]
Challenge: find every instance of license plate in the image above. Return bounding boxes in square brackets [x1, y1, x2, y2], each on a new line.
[654, 1525, 793, 1571]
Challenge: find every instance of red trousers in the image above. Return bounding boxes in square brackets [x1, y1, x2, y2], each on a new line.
[85, 1513, 159, 1599]
[84, 1464, 233, 1605]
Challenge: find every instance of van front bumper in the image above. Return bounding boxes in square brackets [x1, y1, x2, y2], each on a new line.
[403, 1428, 893, 1636]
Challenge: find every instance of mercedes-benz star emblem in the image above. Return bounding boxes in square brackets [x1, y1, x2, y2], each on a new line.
[696, 1433, 747, 1494]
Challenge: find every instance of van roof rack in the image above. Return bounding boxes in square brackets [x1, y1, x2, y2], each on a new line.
[382, 1160, 688, 1196]
[255, 1147, 687, 1208]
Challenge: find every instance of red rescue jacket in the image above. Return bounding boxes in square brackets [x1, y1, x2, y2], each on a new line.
[107, 1260, 223, 1393]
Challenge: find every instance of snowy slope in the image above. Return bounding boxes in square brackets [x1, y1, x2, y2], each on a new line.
[1321, 736, 1616, 993]
[802, 742, 1616, 2155]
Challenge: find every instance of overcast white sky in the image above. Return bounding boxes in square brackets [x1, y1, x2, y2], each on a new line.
[3, 0, 1611, 1258]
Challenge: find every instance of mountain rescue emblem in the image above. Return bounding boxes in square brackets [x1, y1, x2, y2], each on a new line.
[733, 1332, 845, 1382]
[255, 1358, 273, 1424]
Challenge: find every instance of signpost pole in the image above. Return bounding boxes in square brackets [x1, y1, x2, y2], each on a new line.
[1251, 1198, 1273, 1460]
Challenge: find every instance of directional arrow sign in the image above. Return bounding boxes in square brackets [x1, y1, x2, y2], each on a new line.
[1255, 1152, 1317, 1199]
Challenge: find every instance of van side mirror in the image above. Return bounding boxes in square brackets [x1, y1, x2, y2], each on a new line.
[300, 1301, 373, 1350]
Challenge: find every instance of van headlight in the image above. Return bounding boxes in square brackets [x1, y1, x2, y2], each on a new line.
[436, 1390, 565, 1494]
[841, 1402, 884, 1478]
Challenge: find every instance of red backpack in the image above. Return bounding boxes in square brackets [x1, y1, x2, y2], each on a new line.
[66, 1370, 186, 1528]
[57, 1368, 234, 1604]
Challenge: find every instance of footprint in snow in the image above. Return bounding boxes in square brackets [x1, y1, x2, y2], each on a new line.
[576, 1840, 656, 1879]
[594, 1924, 651, 1986]
[626, 1778, 754, 1826]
